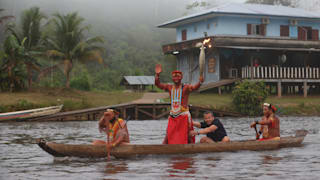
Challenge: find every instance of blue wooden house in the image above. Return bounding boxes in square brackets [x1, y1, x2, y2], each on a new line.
[158, 3, 320, 97]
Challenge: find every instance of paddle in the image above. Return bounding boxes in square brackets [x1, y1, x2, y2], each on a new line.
[124, 115, 131, 125]
[106, 119, 111, 160]
[254, 125, 260, 140]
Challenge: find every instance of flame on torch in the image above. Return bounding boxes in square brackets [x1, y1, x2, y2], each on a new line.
[195, 38, 213, 48]
[203, 38, 211, 45]
[202, 38, 212, 48]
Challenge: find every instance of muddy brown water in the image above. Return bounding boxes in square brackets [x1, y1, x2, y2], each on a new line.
[0, 116, 319, 180]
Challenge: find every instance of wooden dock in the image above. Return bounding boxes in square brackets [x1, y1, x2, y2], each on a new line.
[27, 102, 243, 122]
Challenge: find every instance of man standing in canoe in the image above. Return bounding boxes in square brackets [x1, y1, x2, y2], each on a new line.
[190, 111, 230, 143]
[250, 103, 280, 141]
[155, 64, 204, 144]
[93, 109, 130, 153]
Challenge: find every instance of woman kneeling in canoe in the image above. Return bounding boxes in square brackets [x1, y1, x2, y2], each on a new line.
[93, 109, 130, 149]
[250, 103, 280, 141]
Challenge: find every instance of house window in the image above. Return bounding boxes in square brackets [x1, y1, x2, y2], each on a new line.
[247, 24, 266, 36]
[182, 29, 187, 41]
[307, 28, 312, 40]
[280, 25, 289, 37]
[312, 29, 319, 40]
[298, 26, 314, 40]
[194, 26, 197, 32]
[207, 23, 210, 30]
[252, 24, 261, 35]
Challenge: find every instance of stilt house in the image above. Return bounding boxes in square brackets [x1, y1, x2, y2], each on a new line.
[158, 3, 320, 97]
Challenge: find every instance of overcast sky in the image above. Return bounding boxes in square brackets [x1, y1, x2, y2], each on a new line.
[0, 0, 248, 26]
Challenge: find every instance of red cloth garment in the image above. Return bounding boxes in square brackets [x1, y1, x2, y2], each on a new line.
[167, 113, 193, 144]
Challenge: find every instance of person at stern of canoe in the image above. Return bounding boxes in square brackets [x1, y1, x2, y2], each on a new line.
[155, 64, 204, 144]
[250, 103, 280, 141]
[190, 111, 230, 143]
[93, 109, 130, 150]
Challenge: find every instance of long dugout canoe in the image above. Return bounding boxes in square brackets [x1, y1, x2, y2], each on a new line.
[37, 130, 307, 158]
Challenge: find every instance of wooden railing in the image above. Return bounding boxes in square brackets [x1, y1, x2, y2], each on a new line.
[241, 66, 320, 79]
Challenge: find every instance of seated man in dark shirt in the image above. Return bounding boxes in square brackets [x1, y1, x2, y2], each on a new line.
[190, 111, 230, 143]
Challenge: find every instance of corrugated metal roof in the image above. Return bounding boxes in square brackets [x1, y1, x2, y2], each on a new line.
[217, 46, 320, 52]
[123, 76, 155, 85]
[158, 3, 320, 28]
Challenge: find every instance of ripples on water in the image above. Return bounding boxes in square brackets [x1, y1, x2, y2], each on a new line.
[0, 117, 319, 180]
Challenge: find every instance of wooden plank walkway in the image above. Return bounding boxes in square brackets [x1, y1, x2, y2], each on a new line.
[6, 92, 242, 122]
[26, 102, 243, 122]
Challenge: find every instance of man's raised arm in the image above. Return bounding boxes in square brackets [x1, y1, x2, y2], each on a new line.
[155, 64, 169, 91]
[188, 75, 204, 92]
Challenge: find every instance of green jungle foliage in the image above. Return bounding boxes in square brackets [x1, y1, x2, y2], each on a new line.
[0, 99, 38, 113]
[70, 67, 91, 91]
[0, 6, 176, 92]
[232, 80, 269, 116]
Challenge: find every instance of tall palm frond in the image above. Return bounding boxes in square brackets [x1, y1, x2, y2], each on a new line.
[21, 7, 47, 50]
[46, 12, 104, 88]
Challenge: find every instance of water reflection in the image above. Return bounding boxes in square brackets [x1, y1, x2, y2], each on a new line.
[206, 156, 222, 168]
[167, 156, 196, 178]
[261, 155, 283, 164]
[0, 117, 319, 180]
[104, 161, 128, 174]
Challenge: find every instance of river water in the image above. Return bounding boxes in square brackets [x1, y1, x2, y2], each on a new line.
[0, 116, 319, 180]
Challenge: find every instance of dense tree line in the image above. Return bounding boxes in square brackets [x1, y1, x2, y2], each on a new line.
[0, 7, 176, 92]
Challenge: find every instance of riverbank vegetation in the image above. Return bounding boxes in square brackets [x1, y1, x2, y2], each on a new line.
[0, 88, 142, 113]
[1, 89, 318, 116]
[189, 93, 320, 116]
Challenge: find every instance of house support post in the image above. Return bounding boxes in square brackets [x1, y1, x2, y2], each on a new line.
[303, 81, 308, 98]
[153, 104, 156, 120]
[135, 105, 138, 120]
[277, 80, 282, 98]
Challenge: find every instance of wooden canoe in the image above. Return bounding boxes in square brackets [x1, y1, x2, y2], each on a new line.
[0, 105, 63, 122]
[37, 130, 307, 158]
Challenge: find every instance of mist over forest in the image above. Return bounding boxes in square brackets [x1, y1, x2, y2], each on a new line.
[1, 0, 194, 90]
[2, 0, 317, 91]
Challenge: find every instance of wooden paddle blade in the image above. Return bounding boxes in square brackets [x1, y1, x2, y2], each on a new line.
[155, 64, 162, 74]
[254, 126, 260, 140]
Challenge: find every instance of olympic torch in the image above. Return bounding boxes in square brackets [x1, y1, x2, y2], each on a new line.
[197, 38, 211, 78]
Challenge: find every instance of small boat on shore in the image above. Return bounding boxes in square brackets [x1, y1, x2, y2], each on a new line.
[37, 130, 307, 158]
[0, 105, 63, 122]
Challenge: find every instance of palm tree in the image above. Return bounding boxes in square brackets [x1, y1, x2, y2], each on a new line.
[5, 7, 46, 89]
[46, 12, 104, 88]
[21, 7, 46, 50]
[1, 34, 28, 91]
